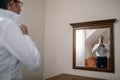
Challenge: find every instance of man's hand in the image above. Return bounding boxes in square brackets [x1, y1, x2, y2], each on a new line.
[19, 24, 28, 35]
[99, 43, 105, 47]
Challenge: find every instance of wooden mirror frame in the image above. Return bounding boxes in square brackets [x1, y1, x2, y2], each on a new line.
[70, 19, 116, 73]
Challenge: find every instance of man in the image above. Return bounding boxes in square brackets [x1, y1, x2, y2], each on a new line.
[0, 0, 40, 80]
[92, 36, 109, 68]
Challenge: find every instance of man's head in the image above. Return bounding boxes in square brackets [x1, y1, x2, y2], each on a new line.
[98, 36, 104, 43]
[0, 0, 23, 14]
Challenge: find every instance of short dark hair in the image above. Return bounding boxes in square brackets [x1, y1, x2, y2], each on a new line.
[0, 0, 18, 9]
[99, 36, 104, 40]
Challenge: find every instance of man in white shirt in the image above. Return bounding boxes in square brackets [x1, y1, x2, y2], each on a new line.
[92, 36, 109, 68]
[0, 0, 40, 80]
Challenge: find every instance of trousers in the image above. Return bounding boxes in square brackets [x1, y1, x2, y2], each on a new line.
[96, 57, 107, 68]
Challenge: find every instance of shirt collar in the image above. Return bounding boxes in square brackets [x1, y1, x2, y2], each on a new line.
[0, 9, 20, 22]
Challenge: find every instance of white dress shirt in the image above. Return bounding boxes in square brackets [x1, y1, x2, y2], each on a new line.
[0, 9, 40, 80]
[92, 43, 110, 57]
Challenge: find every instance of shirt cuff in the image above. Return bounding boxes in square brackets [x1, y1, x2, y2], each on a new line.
[23, 35, 36, 45]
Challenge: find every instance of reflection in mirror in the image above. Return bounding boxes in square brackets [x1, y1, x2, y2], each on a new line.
[70, 19, 116, 73]
[76, 28, 110, 68]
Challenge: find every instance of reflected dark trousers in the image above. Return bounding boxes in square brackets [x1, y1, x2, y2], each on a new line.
[96, 57, 107, 68]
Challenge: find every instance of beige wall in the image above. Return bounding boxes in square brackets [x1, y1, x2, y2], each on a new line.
[44, 0, 120, 80]
[18, 0, 45, 80]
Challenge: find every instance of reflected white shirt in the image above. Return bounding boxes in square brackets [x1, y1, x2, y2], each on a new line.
[0, 9, 40, 80]
[92, 43, 110, 57]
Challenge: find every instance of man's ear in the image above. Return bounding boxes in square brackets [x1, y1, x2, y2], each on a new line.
[7, 1, 14, 10]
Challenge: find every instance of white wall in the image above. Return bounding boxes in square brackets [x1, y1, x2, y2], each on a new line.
[18, 0, 45, 80]
[44, 0, 120, 80]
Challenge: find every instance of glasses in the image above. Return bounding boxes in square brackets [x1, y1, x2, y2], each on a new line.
[16, 1, 23, 7]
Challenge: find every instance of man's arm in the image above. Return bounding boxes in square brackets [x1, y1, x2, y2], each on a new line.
[92, 44, 99, 53]
[1, 22, 40, 71]
[105, 44, 110, 58]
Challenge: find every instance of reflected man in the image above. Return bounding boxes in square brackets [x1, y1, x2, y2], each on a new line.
[92, 36, 109, 68]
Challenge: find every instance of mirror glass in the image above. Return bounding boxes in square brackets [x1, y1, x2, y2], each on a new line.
[76, 28, 110, 67]
[70, 19, 116, 73]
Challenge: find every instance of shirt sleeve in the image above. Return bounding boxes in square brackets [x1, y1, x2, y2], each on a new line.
[105, 44, 110, 58]
[1, 22, 40, 71]
[92, 44, 99, 53]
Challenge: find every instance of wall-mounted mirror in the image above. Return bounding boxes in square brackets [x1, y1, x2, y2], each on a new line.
[70, 19, 116, 73]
